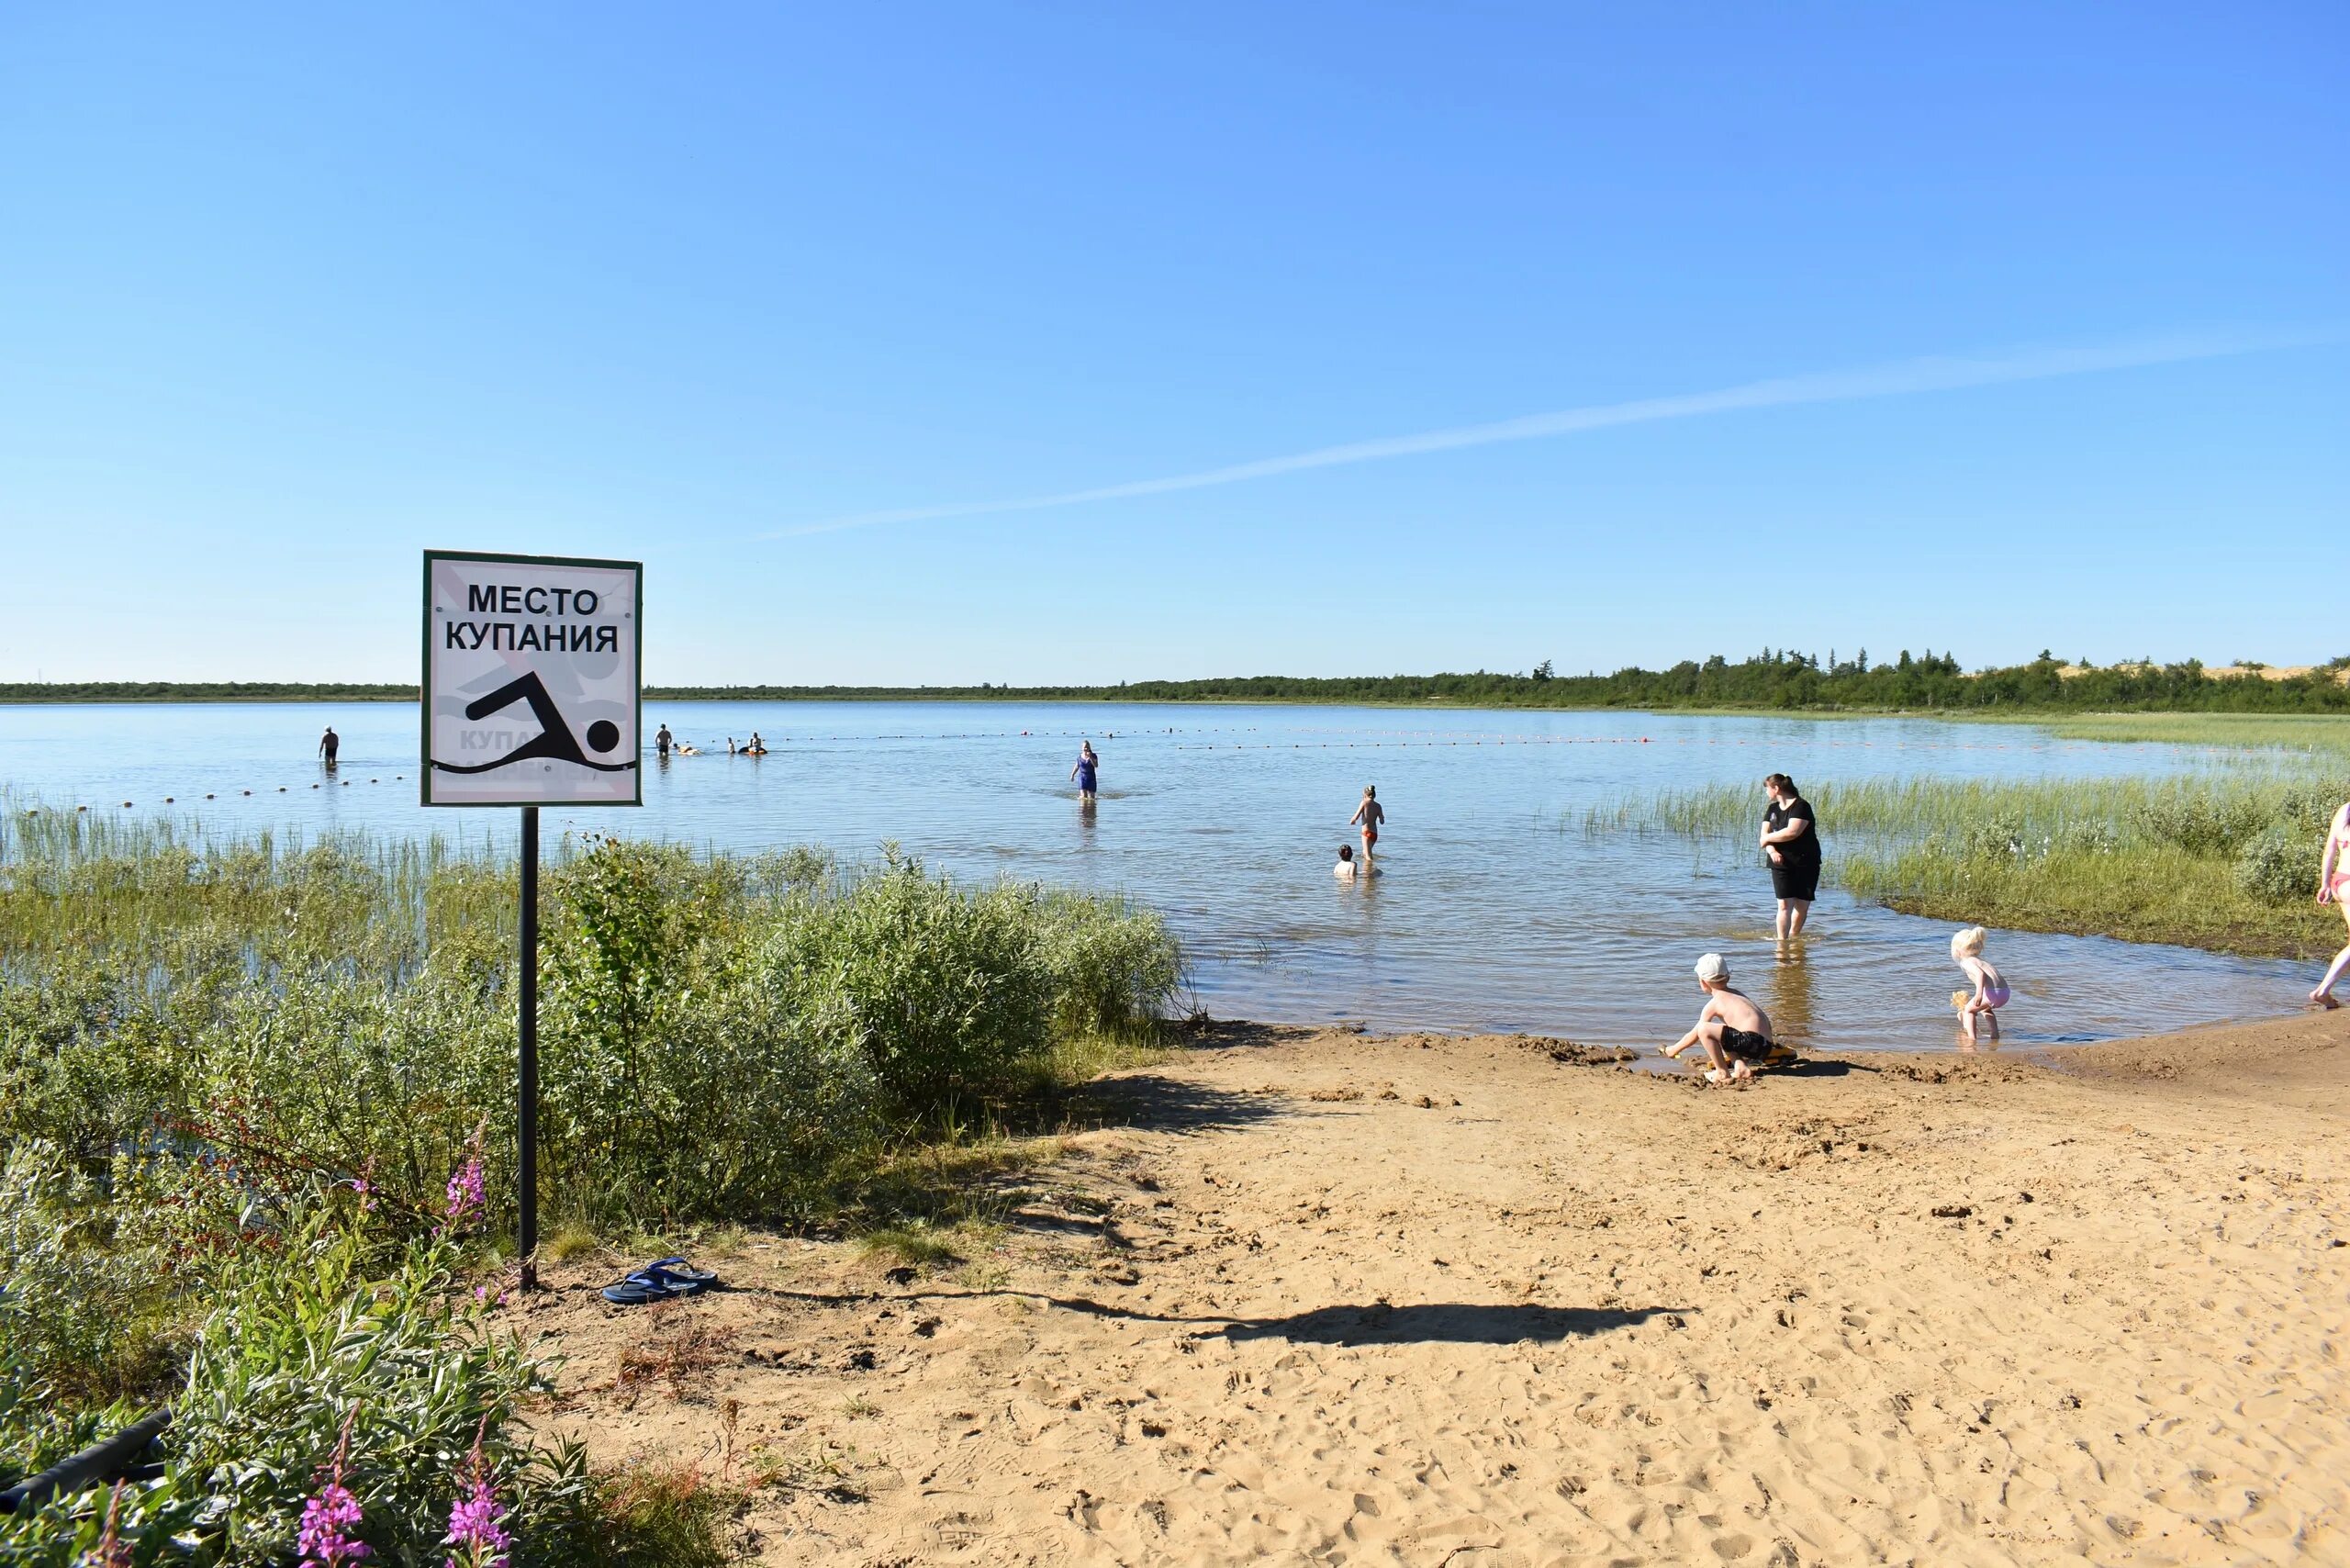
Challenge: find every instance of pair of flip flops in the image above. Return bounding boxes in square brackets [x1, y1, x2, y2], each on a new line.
[601, 1257, 720, 1305]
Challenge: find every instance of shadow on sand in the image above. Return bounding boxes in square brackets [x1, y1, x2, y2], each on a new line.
[1214, 1301, 1684, 1347]
[740, 1283, 1683, 1347]
[1774, 1057, 1872, 1079]
[1069, 1072, 1299, 1136]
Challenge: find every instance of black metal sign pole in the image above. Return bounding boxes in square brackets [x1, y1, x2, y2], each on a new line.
[518, 804, 540, 1291]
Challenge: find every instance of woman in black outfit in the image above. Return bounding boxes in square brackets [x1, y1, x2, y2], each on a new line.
[1761, 772, 1820, 940]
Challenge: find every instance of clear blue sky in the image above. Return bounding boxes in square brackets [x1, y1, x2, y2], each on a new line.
[2, 3, 2343, 685]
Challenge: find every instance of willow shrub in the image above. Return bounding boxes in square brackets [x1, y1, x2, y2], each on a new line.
[542, 838, 1183, 1212]
[1, 832, 1183, 1233]
[754, 852, 1056, 1118]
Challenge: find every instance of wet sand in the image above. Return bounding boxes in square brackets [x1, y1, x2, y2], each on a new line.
[517, 1014, 2350, 1565]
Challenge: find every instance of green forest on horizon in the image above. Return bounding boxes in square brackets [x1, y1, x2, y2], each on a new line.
[6, 649, 2350, 714]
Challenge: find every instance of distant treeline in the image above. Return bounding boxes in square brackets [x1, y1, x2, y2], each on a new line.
[660, 649, 2350, 712]
[8, 651, 2350, 712]
[0, 681, 419, 703]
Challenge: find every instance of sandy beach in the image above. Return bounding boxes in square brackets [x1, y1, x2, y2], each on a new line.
[519, 1015, 2350, 1566]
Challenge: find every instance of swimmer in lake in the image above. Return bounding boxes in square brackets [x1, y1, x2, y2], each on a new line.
[1071, 742, 1099, 801]
[655, 723, 673, 758]
[319, 726, 340, 767]
[1348, 785, 1385, 865]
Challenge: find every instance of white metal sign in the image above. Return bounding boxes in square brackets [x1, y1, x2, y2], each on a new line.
[421, 551, 643, 807]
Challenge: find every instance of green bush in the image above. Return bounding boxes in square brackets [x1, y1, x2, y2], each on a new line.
[759, 854, 1055, 1116]
[2132, 793, 2268, 856]
[0, 958, 197, 1167]
[2276, 782, 2350, 835]
[2235, 826, 2313, 904]
[0, 1144, 181, 1409]
[536, 837, 881, 1223]
[2052, 819, 2123, 857]
[1036, 890, 1184, 1040]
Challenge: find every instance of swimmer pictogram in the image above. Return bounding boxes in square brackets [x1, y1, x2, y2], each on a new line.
[431, 671, 637, 776]
[423, 549, 641, 808]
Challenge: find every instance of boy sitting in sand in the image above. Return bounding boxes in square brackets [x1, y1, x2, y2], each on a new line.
[1949, 925, 2011, 1047]
[1662, 953, 1792, 1083]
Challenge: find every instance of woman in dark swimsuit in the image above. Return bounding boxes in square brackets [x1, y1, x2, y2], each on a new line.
[1761, 773, 1820, 940]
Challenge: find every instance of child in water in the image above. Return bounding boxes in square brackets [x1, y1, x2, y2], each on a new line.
[1950, 925, 2010, 1047]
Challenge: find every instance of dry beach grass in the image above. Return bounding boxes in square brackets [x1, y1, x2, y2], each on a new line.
[511, 1016, 2350, 1566]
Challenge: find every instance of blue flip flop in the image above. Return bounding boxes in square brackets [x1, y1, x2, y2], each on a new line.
[601, 1270, 680, 1305]
[643, 1257, 719, 1294]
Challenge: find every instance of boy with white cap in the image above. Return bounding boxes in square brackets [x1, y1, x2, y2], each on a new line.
[1662, 953, 1790, 1082]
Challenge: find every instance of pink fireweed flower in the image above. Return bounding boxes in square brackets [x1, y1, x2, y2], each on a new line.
[443, 1418, 511, 1568]
[297, 1413, 371, 1566]
[342, 1157, 378, 1213]
[439, 1128, 487, 1237]
[442, 1477, 511, 1568]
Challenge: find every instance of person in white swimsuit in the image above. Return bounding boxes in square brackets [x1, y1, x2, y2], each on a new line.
[1950, 925, 2011, 1047]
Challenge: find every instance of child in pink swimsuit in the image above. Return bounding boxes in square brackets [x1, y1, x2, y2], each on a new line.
[2312, 801, 2350, 1008]
[1951, 925, 2010, 1047]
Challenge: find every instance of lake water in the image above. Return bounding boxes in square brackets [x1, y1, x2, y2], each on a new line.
[0, 701, 2311, 1056]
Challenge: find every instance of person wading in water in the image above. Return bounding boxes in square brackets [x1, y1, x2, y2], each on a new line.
[1349, 785, 1386, 866]
[1761, 773, 1820, 941]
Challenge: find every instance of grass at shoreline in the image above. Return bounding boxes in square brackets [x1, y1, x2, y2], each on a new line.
[1953, 711, 2350, 751]
[0, 823, 1184, 1562]
[1847, 844, 2341, 959]
[1589, 772, 2349, 960]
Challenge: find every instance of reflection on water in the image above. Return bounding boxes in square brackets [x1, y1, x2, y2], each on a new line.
[1767, 942, 1818, 1051]
[0, 700, 2311, 1053]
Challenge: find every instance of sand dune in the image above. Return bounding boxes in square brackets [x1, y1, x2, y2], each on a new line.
[522, 1015, 2350, 1565]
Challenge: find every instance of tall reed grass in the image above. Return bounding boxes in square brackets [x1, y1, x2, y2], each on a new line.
[1582, 771, 2349, 958]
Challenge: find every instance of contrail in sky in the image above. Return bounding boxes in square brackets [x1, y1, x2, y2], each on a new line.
[764, 328, 2327, 538]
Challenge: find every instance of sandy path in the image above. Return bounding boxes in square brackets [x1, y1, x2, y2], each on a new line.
[521, 1016, 2350, 1566]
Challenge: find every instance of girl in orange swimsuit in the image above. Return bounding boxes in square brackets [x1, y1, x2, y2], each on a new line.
[1348, 785, 1385, 862]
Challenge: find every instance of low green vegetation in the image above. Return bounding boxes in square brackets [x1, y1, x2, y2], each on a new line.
[0, 819, 1183, 1562]
[1586, 772, 2348, 958]
[1990, 711, 2350, 752]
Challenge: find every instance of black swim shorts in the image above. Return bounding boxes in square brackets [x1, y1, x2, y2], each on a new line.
[1770, 861, 1820, 902]
[1720, 1026, 1780, 1062]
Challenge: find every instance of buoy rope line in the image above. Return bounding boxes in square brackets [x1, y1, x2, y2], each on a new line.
[16, 731, 2215, 813]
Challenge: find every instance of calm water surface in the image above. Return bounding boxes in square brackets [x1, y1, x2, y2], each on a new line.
[0, 701, 2310, 1055]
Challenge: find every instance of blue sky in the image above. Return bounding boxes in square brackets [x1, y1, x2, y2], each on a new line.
[1, 3, 2343, 685]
